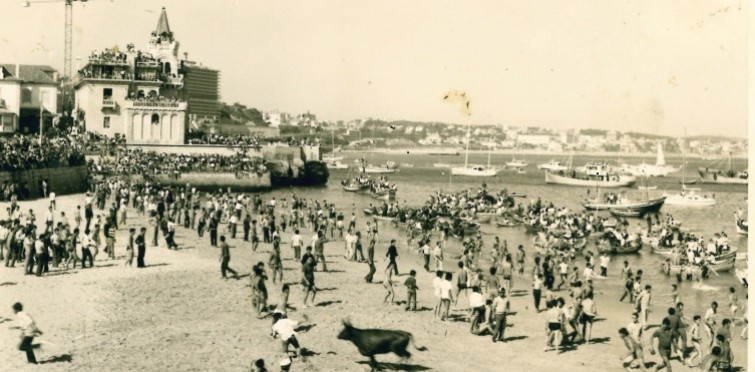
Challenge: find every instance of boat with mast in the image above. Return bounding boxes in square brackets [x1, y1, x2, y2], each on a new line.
[698, 151, 748, 185]
[450, 126, 497, 177]
[322, 127, 343, 163]
[665, 131, 716, 206]
[544, 153, 636, 187]
[619, 143, 678, 177]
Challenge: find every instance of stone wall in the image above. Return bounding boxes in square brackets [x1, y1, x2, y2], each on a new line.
[0, 165, 89, 199]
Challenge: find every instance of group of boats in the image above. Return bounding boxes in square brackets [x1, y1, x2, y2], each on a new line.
[341, 175, 398, 201]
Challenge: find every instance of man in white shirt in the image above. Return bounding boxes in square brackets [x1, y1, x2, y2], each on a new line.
[49, 191, 56, 210]
[272, 312, 307, 357]
[469, 286, 486, 332]
[599, 253, 610, 277]
[290, 230, 303, 261]
[13, 302, 42, 364]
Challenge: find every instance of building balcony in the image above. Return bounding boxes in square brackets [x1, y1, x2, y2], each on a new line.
[136, 61, 160, 68]
[127, 100, 187, 111]
[74, 74, 132, 86]
[102, 99, 116, 109]
[87, 58, 130, 66]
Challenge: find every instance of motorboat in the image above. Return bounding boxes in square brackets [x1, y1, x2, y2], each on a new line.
[619, 143, 678, 177]
[451, 165, 498, 177]
[505, 158, 528, 169]
[326, 160, 349, 170]
[698, 152, 747, 185]
[545, 171, 636, 187]
[583, 195, 666, 213]
[664, 187, 715, 206]
[537, 160, 568, 172]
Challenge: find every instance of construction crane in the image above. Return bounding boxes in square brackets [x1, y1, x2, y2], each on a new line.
[22, 0, 93, 118]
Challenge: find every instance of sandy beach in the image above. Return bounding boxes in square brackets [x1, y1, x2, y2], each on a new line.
[0, 193, 748, 371]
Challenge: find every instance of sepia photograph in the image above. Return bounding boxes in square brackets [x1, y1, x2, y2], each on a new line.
[0, 1, 749, 371]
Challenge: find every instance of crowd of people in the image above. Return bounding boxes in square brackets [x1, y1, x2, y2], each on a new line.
[88, 148, 268, 178]
[0, 135, 85, 172]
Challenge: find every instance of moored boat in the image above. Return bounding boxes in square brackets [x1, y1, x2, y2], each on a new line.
[736, 213, 748, 235]
[596, 239, 642, 254]
[495, 218, 521, 227]
[664, 188, 715, 206]
[475, 212, 496, 223]
[609, 209, 644, 218]
[537, 160, 568, 172]
[667, 259, 736, 275]
[583, 196, 665, 213]
[451, 165, 498, 177]
[545, 171, 636, 188]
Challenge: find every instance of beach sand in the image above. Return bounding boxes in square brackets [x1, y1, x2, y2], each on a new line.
[0, 194, 748, 371]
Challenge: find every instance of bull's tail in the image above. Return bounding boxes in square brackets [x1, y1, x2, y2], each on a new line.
[410, 335, 428, 351]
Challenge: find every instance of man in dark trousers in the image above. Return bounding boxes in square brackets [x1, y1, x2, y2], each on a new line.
[136, 227, 147, 268]
[219, 236, 239, 279]
[314, 230, 328, 272]
[385, 239, 399, 275]
[365, 239, 376, 283]
[85, 202, 94, 233]
[13, 302, 42, 365]
[243, 214, 251, 242]
[209, 215, 219, 247]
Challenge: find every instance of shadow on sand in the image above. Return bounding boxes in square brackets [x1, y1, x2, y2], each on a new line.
[39, 353, 73, 364]
[356, 360, 431, 371]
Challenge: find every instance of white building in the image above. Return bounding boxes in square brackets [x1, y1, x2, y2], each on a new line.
[264, 110, 290, 127]
[0, 64, 59, 134]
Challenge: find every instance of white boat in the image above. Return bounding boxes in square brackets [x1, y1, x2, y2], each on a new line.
[505, 158, 528, 169]
[637, 185, 657, 191]
[451, 165, 498, 177]
[326, 160, 349, 170]
[583, 195, 666, 213]
[619, 143, 677, 177]
[400, 163, 414, 168]
[322, 155, 344, 163]
[545, 171, 636, 187]
[432, 163, 451, 168]
[360, 165, 396, 174]
[664, 187, 715, 206]
[451, 124, 497, 177]
[537, 160, 568, 172]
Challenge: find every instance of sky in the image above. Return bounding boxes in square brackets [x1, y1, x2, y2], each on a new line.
[0, 0, 747, 137]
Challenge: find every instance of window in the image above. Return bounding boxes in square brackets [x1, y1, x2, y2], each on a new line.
[103, 116, 111, 129]
[151, 114, 160, 124]
[21, 89, 32, 103]
[0, 114, 13, 132]
[103, 88, 113, 99]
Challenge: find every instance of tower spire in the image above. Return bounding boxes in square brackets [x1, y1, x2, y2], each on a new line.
[155, 7, 172, 37]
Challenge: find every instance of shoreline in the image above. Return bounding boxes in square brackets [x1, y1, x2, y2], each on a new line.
[341, 148, 749, 159]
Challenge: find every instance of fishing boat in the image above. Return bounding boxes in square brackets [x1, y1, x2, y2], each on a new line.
[359, 162, 396, 174]
[596, 239, 642, 254]
[664, 187, 715, 206]
[371, 189, 397, 201]
[342, 183, 361, 192]
[505, 158, 528, 169]
[698, 152, 748, 185]
[495, 217, 520, 227]
[736, 212, 748, 235]
[537, 160, 568, 172]
[583, 195, 666, 213]
[609, 209, 644, 218]
[322, 128, 343, 163]
[668, 259, 736, 275]
[474, 212, 496, 223]
[619, 143, 678, 177]
[325, 160, 349, 170]
[545, 156, 636, 187]
[451, 126, 497, 177]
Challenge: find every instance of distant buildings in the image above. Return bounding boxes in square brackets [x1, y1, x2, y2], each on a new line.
[74, 7, 220, 144]
[0, 64, 59, 134]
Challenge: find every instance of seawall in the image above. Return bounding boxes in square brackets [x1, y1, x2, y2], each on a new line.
[0, 165, 89, 199]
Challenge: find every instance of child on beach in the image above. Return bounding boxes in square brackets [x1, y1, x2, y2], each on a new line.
[404, 270, 418, 311]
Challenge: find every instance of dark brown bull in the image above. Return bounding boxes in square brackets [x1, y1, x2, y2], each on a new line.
[337, 319, 427, 371]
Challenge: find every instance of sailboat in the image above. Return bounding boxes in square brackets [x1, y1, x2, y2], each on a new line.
[450, 125, 497, 177]
[537, 159, 568, 172]
[698, 152, 748, 185]
[665, 132, 715, 206]
[619, 143, 677, 177]
[322, 127, 343, 163]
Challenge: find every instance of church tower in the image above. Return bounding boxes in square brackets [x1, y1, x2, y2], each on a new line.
[148, 7, 180, 78]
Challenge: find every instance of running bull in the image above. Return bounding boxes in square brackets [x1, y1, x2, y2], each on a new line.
[337, 319, 427, 371]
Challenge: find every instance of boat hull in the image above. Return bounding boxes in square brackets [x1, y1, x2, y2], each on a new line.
[664, 194, 716, 206]
[698, 168, 748, 185]
[584, 196, 666, 213]
[545, 171, 636, 188]
[451, 166, 498, 177]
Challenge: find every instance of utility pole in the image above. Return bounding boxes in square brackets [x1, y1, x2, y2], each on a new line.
[38, 90, 45, 144]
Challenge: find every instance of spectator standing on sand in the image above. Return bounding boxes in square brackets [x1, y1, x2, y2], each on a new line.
[364, 239, 376, 283]
[136, 227, 147, 268]
[491, 288, 510, 342]
[219, 235, 239, 279]
[12, 302, 42, 365]
[125, 228, 135, 267]
[314, 230, 327, 272]
[385, 239, 399, 275]
[404, 269, 418, 311]
[301, 254, 317, 307]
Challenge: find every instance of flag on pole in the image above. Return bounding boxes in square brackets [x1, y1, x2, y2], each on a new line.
[442, 90, 471, 116]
